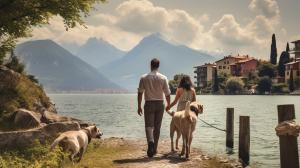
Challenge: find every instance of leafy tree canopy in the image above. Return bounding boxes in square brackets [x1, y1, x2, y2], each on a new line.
[257, 77, 272, 94]
[225, 77, 245, 95]
[0, 0, 105, 63]
[258, 63, 276, 78]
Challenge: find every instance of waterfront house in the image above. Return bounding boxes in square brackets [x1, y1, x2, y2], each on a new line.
[194, 63, 216, 88]
[285, 40, 300, 84]
[290, 40, 300, 60]
[285, 61, 300, 83]
[215, 55, 250, 75]
[230, 58, 258, 77]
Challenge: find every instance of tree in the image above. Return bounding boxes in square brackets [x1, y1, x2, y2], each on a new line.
[278, 51, 290, 77]
[289, 70, 295, 92]
[225, 77, 245, 95]
[0, 0, 105, 63]
[270, 34, 278, 65]
[258, 63, 276, 78]
[257, 77, 272, 94]
[212, 68, 219, 93]
[286, 42, 290, 53]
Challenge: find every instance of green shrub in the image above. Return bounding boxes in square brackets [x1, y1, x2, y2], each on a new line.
[257, 77, 272, 94]
[5, 56, 25, 74]
[272, 83, 288, 93]
[0, 140, 66, 168]
[225, 77, 245, 94]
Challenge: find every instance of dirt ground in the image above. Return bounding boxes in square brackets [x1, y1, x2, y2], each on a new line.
[78, 137, 244, 168]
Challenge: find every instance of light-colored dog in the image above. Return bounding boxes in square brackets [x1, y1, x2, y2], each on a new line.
[168, 101, 203, 159]
[51, 125, 103, 162]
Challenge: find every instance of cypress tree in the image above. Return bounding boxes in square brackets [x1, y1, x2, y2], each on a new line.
[289, 70, 295, 92]
[286, 42, 291, 61]
[286, 42, 290, 52]
[270, 34, 278, 65]
[212, 68, 219, 93]
[278, 51, 289, 77]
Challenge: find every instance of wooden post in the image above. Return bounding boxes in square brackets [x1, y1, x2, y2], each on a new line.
[226, 108, 234, 150]
[239, 116, 250, 166]
[277, 104, 299, 168]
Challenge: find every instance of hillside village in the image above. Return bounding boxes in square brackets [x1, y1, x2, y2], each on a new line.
[193, 36, 300, 95]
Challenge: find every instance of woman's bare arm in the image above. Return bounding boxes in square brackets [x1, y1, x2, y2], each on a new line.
[169, 88, 182, 110]
[192, 88, 196, 102]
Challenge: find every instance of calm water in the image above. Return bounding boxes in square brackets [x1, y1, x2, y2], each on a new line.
[48, 94, 300, 168]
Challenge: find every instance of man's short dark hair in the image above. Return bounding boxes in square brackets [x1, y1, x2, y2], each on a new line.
[151, 58, 160, 70]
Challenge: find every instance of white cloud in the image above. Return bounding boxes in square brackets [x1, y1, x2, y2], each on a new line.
[115, 0, 204, 44]
[249, 0, 280, 19]
[247, 15, 274, 38]
[210, 14, 256, 47]
[26, 0, 288, 59]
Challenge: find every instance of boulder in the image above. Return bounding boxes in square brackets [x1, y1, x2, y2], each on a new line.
[13, 109, 41, 129]
[0, 121, 80, 149]
[41, 111, 90, 128]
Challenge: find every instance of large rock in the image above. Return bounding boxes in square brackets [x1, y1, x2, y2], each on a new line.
[41, 110, 90, 127]
[13, 109, 41, 129]
[0, 122, 80, 149]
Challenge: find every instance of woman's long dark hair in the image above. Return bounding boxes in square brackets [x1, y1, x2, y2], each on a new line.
[178, 75, 193, 90]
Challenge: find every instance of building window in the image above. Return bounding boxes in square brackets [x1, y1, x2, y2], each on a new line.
[219, 66, 222, 69]
[227, 61, 229, 64]
[297, 71, 300, 76]
[224, 61, 226, 64]
[223, 66, 226, 69]
[287, 71, 289, 76]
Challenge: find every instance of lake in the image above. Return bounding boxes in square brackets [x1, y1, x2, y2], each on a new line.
[48, 94, 300, 168]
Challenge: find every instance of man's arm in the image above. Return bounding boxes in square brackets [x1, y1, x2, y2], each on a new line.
[137, 77, 144, 116]
[137, 92, 143, 116]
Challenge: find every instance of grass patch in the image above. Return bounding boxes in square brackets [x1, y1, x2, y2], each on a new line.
[63, 140, 135, 168]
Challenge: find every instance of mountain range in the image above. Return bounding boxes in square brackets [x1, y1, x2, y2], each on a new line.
[15, 40, 123, 92]
[99, 33, 217, 91]
[16, 33, 218, 92]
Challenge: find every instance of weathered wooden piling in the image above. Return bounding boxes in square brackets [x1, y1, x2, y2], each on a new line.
[226, 108, 234, 149]
[239, 116, 250, 166]
[277, 104, 299, 168]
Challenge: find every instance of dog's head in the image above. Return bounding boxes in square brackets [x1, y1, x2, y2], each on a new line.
[189, 102, 203, 116]
[85, 125, 103, 139]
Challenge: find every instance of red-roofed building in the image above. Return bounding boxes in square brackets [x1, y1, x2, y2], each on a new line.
[230, 59, 258, 77]
[215, 54, 254, 75]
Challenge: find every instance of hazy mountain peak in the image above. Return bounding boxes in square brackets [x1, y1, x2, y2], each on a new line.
[15, 40, 123, 92]
[76, 37, 126, 68]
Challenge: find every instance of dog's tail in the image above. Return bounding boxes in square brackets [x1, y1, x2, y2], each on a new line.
[50, 136, 67, 151]
[184, 101, 193, 122]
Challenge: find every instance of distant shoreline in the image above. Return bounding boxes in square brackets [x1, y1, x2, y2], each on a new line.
[47, 92, 300, 96]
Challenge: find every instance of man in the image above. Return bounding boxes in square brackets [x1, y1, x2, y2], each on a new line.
[137, 58, 171, 157]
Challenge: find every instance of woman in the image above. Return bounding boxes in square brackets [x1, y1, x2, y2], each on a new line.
[168, 75, 196, 112]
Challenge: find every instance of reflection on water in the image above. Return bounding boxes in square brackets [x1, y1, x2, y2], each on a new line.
[49, 94, 300, 168]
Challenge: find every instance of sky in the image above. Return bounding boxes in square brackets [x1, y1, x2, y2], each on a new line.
[28, 0, 300, 59]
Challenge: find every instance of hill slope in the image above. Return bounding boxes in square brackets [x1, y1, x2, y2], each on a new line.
[15, 40, 122, 92]
[76, 38, 125, 68]
[99, 33, 217, 91]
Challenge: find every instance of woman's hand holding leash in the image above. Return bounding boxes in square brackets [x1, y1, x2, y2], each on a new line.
[166, 110, 175, 116]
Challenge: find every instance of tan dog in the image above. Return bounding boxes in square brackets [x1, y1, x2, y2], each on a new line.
[168, 101, 203, 158]
[51, 125, 103, 162]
